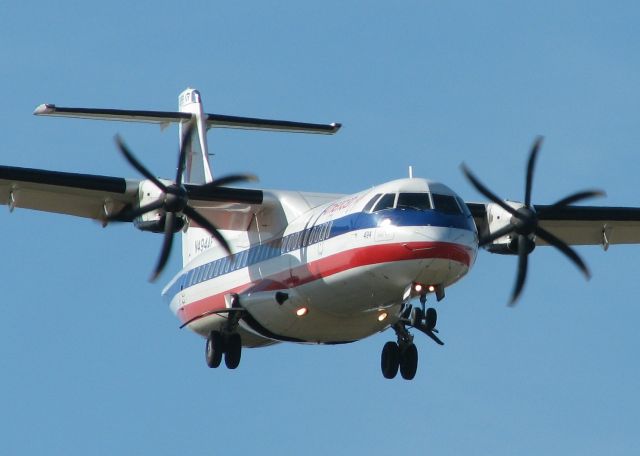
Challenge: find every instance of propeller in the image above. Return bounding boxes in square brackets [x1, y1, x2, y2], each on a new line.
[110, 121, 256, 282]
[461, 136, 605, 305]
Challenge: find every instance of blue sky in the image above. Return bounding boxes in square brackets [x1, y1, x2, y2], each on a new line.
[1, 1, 640, 454]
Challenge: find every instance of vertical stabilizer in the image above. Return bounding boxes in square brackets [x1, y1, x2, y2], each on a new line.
[178, 88, 213, 184]
[180, 88, 215, 267]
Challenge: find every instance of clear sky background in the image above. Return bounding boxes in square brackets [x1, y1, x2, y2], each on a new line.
[1, 1, 639, 455]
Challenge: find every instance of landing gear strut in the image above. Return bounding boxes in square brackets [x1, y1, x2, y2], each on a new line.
[380, 303, 442, 380]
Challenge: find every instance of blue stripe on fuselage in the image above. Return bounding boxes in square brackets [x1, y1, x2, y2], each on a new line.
[337, 207, 476, 235]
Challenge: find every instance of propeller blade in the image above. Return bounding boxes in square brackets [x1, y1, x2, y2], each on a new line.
[149, 212, 176, 282]
[460, 164, 521, 219]
[175, 121, 196, 185]
[509, 235, 530, 306]
[107, 199, 164, 222]
[549, 189, 606, 209]
[199, 173, 259, 190]
[115, 135, 168, 192]
[524, 136, 543, 207]
[183, 206, 232, 255]
[479, 224, 516, 247]
[535, 226, 591, 280]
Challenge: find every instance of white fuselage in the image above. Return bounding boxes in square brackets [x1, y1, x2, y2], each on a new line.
[163, 178, 479, 347]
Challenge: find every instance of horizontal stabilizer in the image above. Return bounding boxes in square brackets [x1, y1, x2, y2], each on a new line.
[205, 113, 341, 134]
[34, 104, 191, 124]
[34, 104, 341, 134]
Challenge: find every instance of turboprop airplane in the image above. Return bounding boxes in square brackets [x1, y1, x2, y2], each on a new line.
[2, 87, 640, 380]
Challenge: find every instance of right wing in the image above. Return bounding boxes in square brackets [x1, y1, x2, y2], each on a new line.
[0, 164, 139, 222]
[467, 202, 640, 248]
[0, 164, 266, 230]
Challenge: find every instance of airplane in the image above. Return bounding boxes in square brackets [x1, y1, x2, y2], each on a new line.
[2, 87, 640, 380]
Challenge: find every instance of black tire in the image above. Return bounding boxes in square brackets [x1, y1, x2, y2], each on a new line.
[205, 331, 224, 368]
[381, 341, 400, 379]
[224, 333, 242, 369]
[413, 307, 424, 326]
[425, 307, 437, 331]
[400, 343, 418, 380]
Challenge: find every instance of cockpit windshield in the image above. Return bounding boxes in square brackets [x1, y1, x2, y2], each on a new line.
[365, 191, 463, 215]
[432, 194, 462, 215]
[397, 193, 432, 211]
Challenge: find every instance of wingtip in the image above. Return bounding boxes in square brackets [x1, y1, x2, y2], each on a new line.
[33, 103, 55, 115]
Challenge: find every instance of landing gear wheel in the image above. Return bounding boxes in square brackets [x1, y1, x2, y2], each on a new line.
[224, 333, 242, 369]
[205, 331, 224, 368]
[381, 341, 400, 379]
[425, 307, 437, 331]
[399, 343, 418, 380]
[413, 307, 424, 326]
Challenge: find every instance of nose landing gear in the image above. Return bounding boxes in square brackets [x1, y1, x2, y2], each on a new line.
[380, 303, 443, 380]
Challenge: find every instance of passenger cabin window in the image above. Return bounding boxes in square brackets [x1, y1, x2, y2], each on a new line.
[397, 193, 432, 211]
[372, 193, 396, 212]
[432, 194, 462, 215]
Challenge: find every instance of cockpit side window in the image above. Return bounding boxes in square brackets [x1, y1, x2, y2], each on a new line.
[397, 193, 432, 211]
[372, 193, 396, 212]
[363, 194, 382, 213]
[432, 194, 462, 215]
[455, 196, 472, 217]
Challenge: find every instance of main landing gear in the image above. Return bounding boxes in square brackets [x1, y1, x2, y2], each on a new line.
[380, 295, 443, 380]
[206, 331, 242, 369]
[205, 296, 244, 370]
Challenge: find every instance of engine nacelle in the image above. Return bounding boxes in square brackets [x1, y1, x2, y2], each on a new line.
[133, 180, 185, 233]
[482, 201, 535, 255]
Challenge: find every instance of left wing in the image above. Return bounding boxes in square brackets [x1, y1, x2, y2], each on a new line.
[467, 202, 640, 248]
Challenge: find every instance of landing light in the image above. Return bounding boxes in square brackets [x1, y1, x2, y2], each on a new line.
[377, 312, 388, 322]
[296, 307, 308, 317]
[414, 283, 437, 294]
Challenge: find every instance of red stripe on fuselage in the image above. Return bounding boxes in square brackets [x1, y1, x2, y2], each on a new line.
[177, 241, 472, 325]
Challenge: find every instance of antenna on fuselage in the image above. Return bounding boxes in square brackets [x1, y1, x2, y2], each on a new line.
[408, 165, 414, 179]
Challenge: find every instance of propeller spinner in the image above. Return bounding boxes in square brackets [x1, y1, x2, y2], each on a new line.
[461, 137, 605, 305]
[111, 121, 256, 282]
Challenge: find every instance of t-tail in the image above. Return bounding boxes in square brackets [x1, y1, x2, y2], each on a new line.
[34, 87, 341, 273]
[178, 88, 214, 185]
